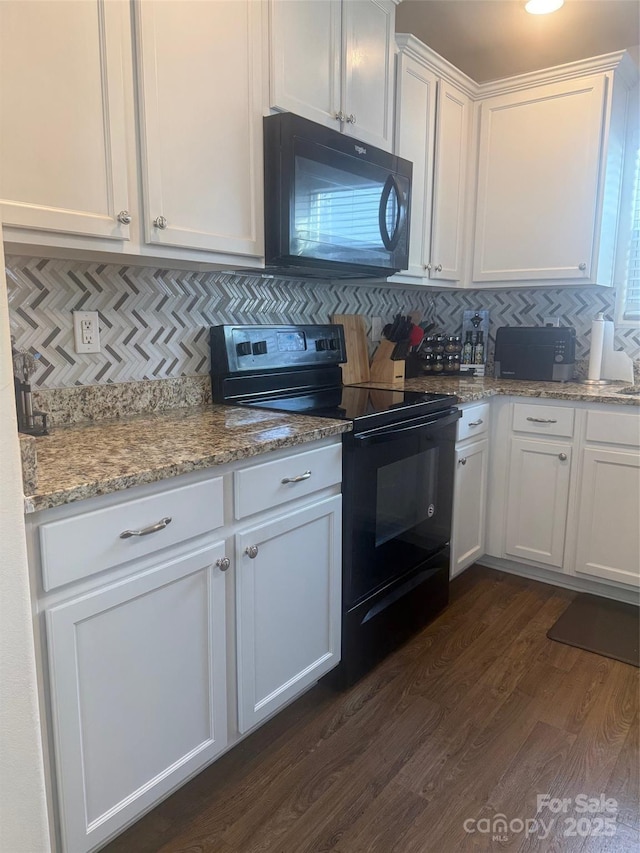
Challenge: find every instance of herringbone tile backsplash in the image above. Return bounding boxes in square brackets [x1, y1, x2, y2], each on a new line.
[7, 256, 639, 388]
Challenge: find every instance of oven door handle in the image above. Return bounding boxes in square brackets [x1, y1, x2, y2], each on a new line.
[354, 409, 460, 445]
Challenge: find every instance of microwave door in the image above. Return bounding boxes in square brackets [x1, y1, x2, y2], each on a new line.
[290, 139, 408, 269]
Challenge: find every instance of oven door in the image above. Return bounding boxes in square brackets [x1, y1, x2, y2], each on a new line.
[343, 409, 459, 608]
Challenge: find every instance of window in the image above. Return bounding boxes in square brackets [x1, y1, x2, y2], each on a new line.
[621, 145, 640, 322]
[616, 84, 640, 327]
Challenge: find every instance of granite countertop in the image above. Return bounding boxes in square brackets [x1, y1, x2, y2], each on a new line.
[24, 405, 350, 514]
[360, 375, 640, 406]
[23, 378, 638, 514]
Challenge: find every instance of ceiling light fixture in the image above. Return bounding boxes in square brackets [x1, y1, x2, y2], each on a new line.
[525, 0, 564, 14]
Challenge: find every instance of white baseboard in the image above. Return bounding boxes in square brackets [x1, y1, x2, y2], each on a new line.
[476, 556, 640, 606]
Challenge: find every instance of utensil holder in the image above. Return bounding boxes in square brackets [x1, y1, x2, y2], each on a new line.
[370, 340, 405, 385]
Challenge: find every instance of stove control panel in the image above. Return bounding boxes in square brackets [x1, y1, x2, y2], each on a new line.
[211, 324, 346, 374]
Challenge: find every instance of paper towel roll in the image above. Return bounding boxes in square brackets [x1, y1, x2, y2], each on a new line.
[587, 313, 605, 381]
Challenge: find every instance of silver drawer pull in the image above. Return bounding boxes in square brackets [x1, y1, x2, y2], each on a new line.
[526, 417, 557, 424]
[469, 419, 484, 426]
[281, 470, 312, 484]
[245, 545, 259, 559]
[119, 516, 172, 539]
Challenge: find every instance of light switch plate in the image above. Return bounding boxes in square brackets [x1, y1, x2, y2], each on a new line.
[73, 311, 101, 353]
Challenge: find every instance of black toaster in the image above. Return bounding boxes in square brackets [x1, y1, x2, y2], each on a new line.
[494, 326, 576, 382]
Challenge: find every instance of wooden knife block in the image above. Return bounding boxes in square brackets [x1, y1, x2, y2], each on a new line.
[370, 340, 405, 385]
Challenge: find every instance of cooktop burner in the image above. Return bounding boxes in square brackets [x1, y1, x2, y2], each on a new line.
[241, 385, 453, 423]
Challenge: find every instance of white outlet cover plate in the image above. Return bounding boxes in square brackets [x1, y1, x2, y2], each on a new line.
[73, 311, 101, 353]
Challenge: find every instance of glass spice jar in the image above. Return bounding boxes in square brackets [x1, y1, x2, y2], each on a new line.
[421, 353, 434, 373]
[445, 354, 460, 373]
[432, 353, 445, 372]
[432, 335, 446, 353]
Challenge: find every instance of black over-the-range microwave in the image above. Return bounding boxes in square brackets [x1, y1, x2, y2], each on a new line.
[263, 112, 413, 280]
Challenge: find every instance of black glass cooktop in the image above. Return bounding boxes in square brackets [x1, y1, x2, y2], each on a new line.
[242, 384, 455, 427]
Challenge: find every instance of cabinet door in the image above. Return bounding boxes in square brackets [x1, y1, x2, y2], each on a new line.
[393, 53, 438, 280]
[342, 0, 396, 151]
[46, 544, 228, 853]
[430, 80, 470, 282]
[269, 0, 342, 128]
[0, 0, 130, 240]
[575, 448, 640, 587]
[505, 438, 572, 568]
[135, 0, 264, 256]
[473, 75, 606, 283]
[236, 496, 342, 733]
[451, 439, 488, 578]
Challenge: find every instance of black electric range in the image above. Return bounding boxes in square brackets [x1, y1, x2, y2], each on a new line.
[210, 323, 460, 685]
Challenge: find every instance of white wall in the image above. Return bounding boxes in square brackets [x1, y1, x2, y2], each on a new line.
[0, 228, 51, 852]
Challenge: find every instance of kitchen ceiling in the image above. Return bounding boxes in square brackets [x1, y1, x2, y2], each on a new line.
[395, 0, 640, 82]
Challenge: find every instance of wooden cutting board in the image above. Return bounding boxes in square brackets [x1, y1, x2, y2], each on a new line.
[331, 314, 370, 385]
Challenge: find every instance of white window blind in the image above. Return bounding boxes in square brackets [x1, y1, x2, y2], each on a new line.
[622, 144, 640, 322]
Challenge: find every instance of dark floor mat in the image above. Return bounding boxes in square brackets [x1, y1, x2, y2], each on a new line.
[547, 593, 639, 667]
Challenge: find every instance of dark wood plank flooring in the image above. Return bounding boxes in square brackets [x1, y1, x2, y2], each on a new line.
[102, 566, 639, 853]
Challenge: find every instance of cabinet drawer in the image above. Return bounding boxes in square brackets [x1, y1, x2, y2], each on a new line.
[585, 409, 640, 447]
[40, 477, 224, 591]
[512, 402, 574, 438]
[457, 402, 490, 442]
[234, 443, 342, 519]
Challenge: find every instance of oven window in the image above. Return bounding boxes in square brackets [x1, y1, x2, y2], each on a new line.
[375, 447, 438, 547]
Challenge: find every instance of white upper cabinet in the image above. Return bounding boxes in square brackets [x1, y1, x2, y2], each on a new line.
[269, 0, 342, 130]
[2, 0, 265, 267]
[269, 0, 396, 151]
[472, 55, 637, 287]
[134, 0, 264, 257]
[431, 81, 471, 281]
[340, 0, 396, 149]
[0, 0, 131, 241]
[391, 37, 471, 285]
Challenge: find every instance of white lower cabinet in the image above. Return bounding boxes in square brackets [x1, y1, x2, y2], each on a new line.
[235, 495, 342, 733]
[46, 542, 228, 853]
[486, 398, 640, 599]
[575, 447, 640, 588]
[450, 439, 488, 577]
[504, 437, 572, 569]
[34, 438, 343, 853]
[450, 402, 490, 577]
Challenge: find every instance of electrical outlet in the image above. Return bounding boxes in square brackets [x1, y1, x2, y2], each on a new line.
[543, 316, 561, 327]
[371, 316, 383, 342]
[73, 311, 101, 353]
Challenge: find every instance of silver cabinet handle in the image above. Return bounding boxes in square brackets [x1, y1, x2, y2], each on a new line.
[346, 113, 356, 124]
[281, 470, 312, 484]
[459, 457, 467, 465]
[526, 417, 557, 424]
[578, 263, 587, 271]
[469, 419, 484, 426]
[434, 264, 442, 273]
[425, 263, 432, 271]
[558, 453, 567, 461]
[117, 210, 132, 225]
[334, 111, 345, 122]
[120, 516, 172, 539]
[153, 216, 168, 229]
[215, 557, 231, 572]
[245, 545, 259, 559]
